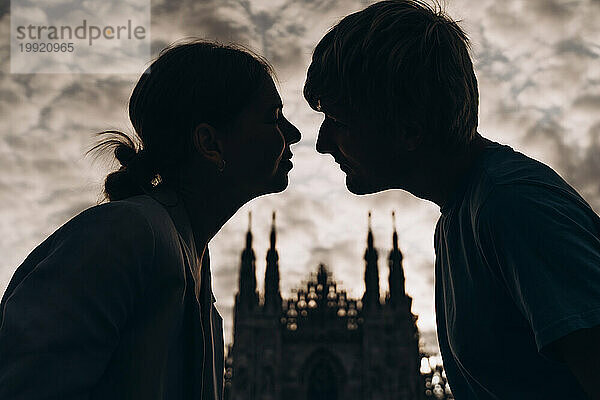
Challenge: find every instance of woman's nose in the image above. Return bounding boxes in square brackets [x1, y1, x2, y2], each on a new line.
[281, 116, 301, 145]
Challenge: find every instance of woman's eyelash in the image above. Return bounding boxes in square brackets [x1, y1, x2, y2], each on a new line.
[268, 111, 281, 124]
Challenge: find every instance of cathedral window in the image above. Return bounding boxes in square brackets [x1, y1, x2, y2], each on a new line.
[287, 322, 298, 331]
[297, 298, 307, 309]
[327, 289, 337, 300]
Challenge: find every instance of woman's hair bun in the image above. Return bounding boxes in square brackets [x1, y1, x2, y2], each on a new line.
[114, 144, 137, 168]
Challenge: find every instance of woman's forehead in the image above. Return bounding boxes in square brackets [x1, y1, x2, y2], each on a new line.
[255, 79, 283, 110]
[234, 78, 282, 122]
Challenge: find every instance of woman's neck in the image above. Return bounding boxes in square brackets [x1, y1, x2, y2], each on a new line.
[176, 178, 248, 259]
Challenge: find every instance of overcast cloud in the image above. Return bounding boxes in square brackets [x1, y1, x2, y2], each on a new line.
[1, 0, 599, 355]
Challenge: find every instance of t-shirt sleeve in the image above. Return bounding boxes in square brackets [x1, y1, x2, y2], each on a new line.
[0, 203, 155, 399]
[475, 183, 600, 356]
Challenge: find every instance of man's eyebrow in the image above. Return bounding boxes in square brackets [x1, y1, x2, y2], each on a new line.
[316, 100, 339, 118]
[322, 108, 341, 120]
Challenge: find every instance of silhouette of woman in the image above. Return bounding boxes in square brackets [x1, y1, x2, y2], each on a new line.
[0, 39, 301, 400]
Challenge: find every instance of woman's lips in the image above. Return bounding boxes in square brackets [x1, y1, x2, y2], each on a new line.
[280, 154, 293, 170]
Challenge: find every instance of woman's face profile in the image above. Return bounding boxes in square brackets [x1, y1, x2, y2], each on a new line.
[221, 77, 301, 196]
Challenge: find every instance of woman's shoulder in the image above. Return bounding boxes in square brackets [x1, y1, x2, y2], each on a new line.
[63, 196, 149, 228]
[5, 197, 160, 300]
[53, 194, 176, 244]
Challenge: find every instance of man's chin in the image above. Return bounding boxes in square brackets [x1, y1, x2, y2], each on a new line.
[345, 175, 384, 195]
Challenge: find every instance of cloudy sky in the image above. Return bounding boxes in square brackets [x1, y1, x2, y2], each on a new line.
[1, 0, 599, 355]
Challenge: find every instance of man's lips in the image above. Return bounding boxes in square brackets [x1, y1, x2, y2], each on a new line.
[334, 158, 352, 172]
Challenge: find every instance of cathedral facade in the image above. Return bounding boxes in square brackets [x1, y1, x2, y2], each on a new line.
[224, 213, 447, 400]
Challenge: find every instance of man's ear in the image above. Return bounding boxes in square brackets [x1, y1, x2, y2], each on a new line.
[192, 123, 224, 166]
[398, 129, 424, 152]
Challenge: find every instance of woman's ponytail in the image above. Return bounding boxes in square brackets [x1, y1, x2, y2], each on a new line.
[87, 130, 158, 202]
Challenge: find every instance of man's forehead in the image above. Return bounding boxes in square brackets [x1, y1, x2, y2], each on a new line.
[317, 99, 347, 118]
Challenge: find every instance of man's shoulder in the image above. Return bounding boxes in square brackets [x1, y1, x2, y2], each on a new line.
[468, 144, 586, 221]
[474, 177, 595, 236]
[480, 144, 565, 188]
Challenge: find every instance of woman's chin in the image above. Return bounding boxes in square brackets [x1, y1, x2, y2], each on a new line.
[247, 167, 291, 199]
[265, 167, 291, 194]
[270, 172, 290, 193]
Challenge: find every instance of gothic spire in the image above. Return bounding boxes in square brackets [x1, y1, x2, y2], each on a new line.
[246, 211, 253, 248]
[362, 211, 380, 309]
[317, 263, 328, 289]
[388, 211, 405, 306]
[269, 211, 276, 249]
[367, 210, 374, 248]
[264, 211, 282, 314]
[392, 211, 398, 250]
[237, 211, 258, 312]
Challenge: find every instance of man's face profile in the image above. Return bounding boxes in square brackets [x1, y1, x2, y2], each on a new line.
[315, 100, 412, 195]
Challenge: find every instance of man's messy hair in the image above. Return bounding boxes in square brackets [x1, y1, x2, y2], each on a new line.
[304, 0, 479, 151]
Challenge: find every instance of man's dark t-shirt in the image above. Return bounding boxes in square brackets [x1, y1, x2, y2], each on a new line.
[434, 140, 600, 398]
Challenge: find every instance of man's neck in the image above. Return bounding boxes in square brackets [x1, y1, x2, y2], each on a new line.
[407, 133, 491, 208]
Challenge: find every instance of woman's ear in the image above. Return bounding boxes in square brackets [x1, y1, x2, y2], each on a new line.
[192, 123, 224, 166]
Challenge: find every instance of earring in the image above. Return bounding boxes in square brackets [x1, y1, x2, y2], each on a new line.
[217, 159, 226, 172]
[150, 173, 162, 187]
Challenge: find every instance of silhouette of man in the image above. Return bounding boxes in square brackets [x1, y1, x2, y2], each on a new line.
[304, 1, 600, 398]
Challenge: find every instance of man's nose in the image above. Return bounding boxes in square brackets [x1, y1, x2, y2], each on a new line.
[316, 122, 333, 154]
